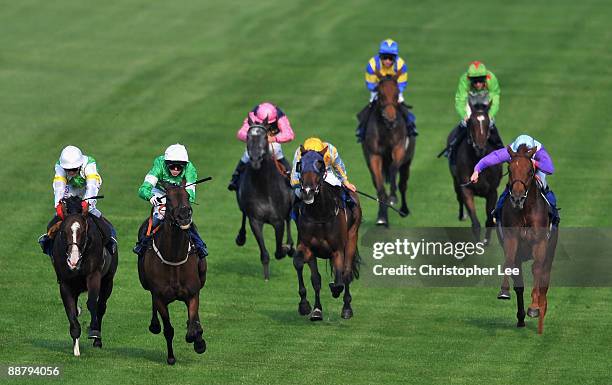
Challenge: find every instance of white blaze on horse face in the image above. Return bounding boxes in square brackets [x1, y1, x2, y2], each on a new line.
[69, 222, 81, 268]
[477, 115, 485, 135]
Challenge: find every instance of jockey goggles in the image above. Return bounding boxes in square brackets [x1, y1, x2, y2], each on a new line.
[380, 54, 396, 61]
[165, 161, 186, 172]
[470, 76, 487, 84]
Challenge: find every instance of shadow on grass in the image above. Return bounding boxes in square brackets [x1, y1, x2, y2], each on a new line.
[464, 315, 538, 334]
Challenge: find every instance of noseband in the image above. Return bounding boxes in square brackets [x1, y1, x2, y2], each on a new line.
[508, 160, 535, 207]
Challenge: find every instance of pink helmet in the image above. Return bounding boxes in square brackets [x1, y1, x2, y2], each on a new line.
[254, 102, 278, 123]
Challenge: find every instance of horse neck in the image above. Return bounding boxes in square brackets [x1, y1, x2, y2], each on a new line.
[248, 154, 278, 186]
[304, 182, 338, 220]
[155, 220, 190, 261]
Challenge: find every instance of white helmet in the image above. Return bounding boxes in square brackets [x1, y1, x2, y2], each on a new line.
[510, 134, 541, 152]
[164, 144, 189, 163]
[59, 145, 86, 169]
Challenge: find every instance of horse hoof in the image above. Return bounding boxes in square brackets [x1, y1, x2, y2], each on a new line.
[92, 338, 102, 348]
[274, 250, 286, 260]
[167, 357, 176, 366]
[194, 339, 206, 354]
[483, 238, 490, 246]
[400, 207, 410, 217]
[149, 323, 161, 335]
[263, 264, 270, 280]
[235, 231, 246, 246]
[286, 245, 295, 257]
[310, 308, 323, 322]
[88, 329, 101, 339]
[77, 305, 82, 317]
[376, 219, 388, 227]
[329, 282, 344, 298]
[497, 290, 511, 300]
[298, 302, 312, 316]
[527, 307, 540, 318]
[517, 320, 526, 328]
[341, 307, 353, 319]
[459, 215, 467, 221]
[389, 196, 397, 206]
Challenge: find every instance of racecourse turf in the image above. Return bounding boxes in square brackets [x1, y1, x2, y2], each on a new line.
[1, 1, 611, 384]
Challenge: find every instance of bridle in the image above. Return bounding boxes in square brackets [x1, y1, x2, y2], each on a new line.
[467, 110, 490, 154]
[376, 79, 400, 128]
[63, 215, 89, 269]
[508, 158, 535, 208]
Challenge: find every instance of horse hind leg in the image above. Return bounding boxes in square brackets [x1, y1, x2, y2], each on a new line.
[273, 221, 287, 260]
[329, 250, 345, 299]
[86, 272, 102, 341]
[92, 275, 115, 348]
[398, 160, 411, 216]
[512, 263, 526, 327]
[284, 218, 295, 256]
[248, 217, 270, 280]
[483, 189, 497, 246]
[341, 283, 353, 319]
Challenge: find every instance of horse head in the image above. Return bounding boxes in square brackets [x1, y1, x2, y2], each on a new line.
[59, 196, 89, 271]
[298, 147, 327, 205]
[375, 71, 402, 128]
[246, 117, 270, 170]
[467, 91, 492, 156]
[507, 144, 537, 209]
[160, 180, 193, 230]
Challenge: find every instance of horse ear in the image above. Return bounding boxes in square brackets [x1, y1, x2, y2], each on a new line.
[393, 69, 403, 81]
[263, 116, 268, 126]
[300, 145, 307, 155]
[506, 145, 516, 157]
[318, 146, 328, 157]
[526, 147, 537, 158]
[374, 70, 383, 80]
[247, 116, 254, 127]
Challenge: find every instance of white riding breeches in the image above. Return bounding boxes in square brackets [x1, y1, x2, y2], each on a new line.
[241, 143, 284, 163]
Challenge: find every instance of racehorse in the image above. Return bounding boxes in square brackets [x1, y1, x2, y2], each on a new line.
[293, 148, 362, 321]
[497, 145, 558, 334]
[234, 120, 294, 280]
[51, 196, 118, 356]
[450, 92, 502, 243]
[362, 71, 416, 226]
[138, 180, 207, 364]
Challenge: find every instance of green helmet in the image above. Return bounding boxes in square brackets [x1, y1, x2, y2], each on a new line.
[467, 61, 487, 78]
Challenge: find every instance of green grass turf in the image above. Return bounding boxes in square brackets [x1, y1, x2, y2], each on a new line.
[0, 1, 611, 384]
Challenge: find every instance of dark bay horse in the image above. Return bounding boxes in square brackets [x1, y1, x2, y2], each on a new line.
[51, 196, 118, 356]
[497, 145, 558, 334]
[450, 92, 502, 243]
[235, 121, 294, 280]
[294, 149, 362, 321]
[362, 72, 415, 226]
[139, 181, 207, 364]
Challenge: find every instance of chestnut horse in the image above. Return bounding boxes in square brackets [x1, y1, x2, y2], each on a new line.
[450, 92, 502, 243]
[138, 180, 207, 364]
[51, 196, 118, 356]
[362, 72, 415, 226]
[293, 149, 362, 321]
[497, 145, 558, 334]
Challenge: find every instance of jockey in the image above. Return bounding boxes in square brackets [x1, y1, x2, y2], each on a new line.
[38, 145, 117, 257]
[443, 61, 504, 159]
[356, 38, 416, 142]
[228, 102, 294, 191]
[470, 134, 559, 226]
[290, 137, 358, 215]
[133, 144, 208, 259]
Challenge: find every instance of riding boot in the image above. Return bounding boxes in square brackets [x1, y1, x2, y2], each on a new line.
[400, 103, 418, 136]
[542, 187, 560, 227]
[133, 217, 157, 256]
[278, 157, 291, 175]
[228, 160, 247, 191]
[39, 215, 62, 257]
[107, 225, 118, 255]
[449, 123, 467, 165]
[189, 224, 208, 259]
[493, 187, 510, 223]
[291, 189, 302, 221]
[488, 124, 504, 149]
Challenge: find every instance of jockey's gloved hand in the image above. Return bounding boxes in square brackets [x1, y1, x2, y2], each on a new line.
[369, 92, 377, 103]
[398, 93, 404, 104]
[489, 117, 495, 127]
[150, 196, 162, 206]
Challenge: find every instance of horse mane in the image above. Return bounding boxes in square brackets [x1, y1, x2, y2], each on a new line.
[64, 196, 84, 215]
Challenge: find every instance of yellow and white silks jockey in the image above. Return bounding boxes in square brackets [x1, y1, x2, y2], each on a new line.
[53, 145, 103, 217]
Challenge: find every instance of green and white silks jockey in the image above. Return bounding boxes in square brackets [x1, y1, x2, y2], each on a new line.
[134, 144, 207, 259]
[39, 145, 117, 257]
[443, 61, 504, 160]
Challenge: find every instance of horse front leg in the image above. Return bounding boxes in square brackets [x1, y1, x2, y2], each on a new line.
[342, 283, 353, 319]
[153, 295, 176, 365]
[388, 145, 406, 206]
[461, 187, 481, 241]
[499, 231, 519, 300]
[248, 217, 270, 280]
[149, 295, 161, 334]
[235, 210, 247, 246]
[307, 258, 323, 321]
[512, 262, 526, 327]
[529, 238, 549, 334]
[92, 274, 115, 348]
[368, 154, 388, 226]
[398, 160, 412, 217]
[86, 271, 102, 341]
[483, 189, 498, 246]
[285, 217, 295, 256]
[59, 282, 81, 356]
[185, 294, 206, 354]
[293, 245, 311, 316]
